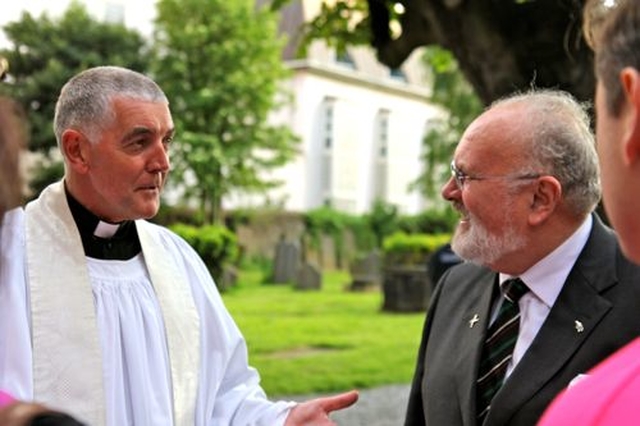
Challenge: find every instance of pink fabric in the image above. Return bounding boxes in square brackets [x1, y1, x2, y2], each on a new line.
[538, 338, 640, 425]
[0, 389, 16, 407]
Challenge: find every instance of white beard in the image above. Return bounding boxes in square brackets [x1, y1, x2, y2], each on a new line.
[451, 211, 526, 266]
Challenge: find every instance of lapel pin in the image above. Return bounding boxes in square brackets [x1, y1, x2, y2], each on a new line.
[574, 320, 584, 333]
[469, 314, 480, 328]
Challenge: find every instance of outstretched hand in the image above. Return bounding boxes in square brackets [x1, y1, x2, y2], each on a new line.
[284, 390, 359, 426]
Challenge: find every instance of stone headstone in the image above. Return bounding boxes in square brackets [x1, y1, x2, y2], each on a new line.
[217, 264, 238, 292]
[295, 262, 322, 291]
[272, 239, 301, 284]
[382, 265, 430, 312]
[349, 251, 382, 291]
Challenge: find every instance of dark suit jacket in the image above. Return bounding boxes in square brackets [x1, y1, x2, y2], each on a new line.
[404, 215, 640, 426]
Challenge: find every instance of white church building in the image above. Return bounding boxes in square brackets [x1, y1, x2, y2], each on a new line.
[226, 0, 441, 215]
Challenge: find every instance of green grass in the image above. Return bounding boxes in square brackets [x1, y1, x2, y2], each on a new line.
[222, 267, 426, 396]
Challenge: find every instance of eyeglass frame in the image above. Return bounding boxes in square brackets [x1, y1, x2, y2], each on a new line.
[449, 160, 542, 190]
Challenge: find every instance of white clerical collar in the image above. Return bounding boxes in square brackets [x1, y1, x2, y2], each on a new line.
[93, 220, 121, 238]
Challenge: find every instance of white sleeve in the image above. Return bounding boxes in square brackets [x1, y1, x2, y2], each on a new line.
[0, 208, 34, 401]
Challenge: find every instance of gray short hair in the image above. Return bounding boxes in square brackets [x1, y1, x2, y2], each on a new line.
[53, 66, 168, 145]
[491, 89, 601, 216]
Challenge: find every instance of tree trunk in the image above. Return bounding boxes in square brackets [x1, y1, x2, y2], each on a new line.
[370, 0, 594, 105]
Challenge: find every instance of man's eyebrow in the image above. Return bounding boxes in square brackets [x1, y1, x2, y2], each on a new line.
[123, 126, 154, 140]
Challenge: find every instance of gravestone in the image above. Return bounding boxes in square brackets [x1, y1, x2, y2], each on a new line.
[295, 262, 322, 290]
[349, 251, 382, 291]
[272, 238, 301, 284]
[217, 264, 238, 292]
[382, 265, 430, 312]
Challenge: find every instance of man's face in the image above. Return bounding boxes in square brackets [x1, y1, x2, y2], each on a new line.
[442, 110, 528, 268]
[78, 96, 174, 223]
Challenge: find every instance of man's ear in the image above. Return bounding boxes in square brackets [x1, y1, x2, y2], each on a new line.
[619, 67, 640, 165]
[528, 176, 562, 226]
[61, 129, 90, 174]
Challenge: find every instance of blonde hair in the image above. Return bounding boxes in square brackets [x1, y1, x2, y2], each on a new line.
[583, 0, 640, 116]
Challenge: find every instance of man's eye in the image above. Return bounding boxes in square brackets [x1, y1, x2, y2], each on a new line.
[128, 139, 147, 149]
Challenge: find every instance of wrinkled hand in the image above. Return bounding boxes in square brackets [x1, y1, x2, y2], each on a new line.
[284, 390, 359, 426]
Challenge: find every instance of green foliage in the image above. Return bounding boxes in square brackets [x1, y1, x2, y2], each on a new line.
[302, 205, 456, 265]
[224, 268, 425, 395]
[304, 206, 376, 256]
[0, 1, 149, 193]
[396, 208, 459, 234]
[170, 223, 239, 285]
[153, 0, 299, 225]
[410, 46, 483, 199]
[297, 0, 372, 58]
[26, 158, 64, 200]
[366, 199, 399, 248]
[153, 204, 202, 227]
[382, 232, 452, 265]
[303, 207, 358, 268]
[304, 206, 348, 238]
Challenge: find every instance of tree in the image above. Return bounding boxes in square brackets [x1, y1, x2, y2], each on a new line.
[410, 46, 482, 200]
[292, 0, 594, 106]
[154, 0, 299, 225]
[0, 1, 150, 195]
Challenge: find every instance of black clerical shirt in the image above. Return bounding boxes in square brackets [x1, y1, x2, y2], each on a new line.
[66, 190, 141, 260]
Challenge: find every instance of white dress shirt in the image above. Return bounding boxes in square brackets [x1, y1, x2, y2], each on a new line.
[500, 214, 593, 378]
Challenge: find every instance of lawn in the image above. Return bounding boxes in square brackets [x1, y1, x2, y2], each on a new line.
[222, 267, 427, 396]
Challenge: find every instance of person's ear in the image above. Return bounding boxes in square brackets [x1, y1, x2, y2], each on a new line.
[619, 67, 640, 165]
[61, 129, 91, 174]
[528, 175, 562, 226]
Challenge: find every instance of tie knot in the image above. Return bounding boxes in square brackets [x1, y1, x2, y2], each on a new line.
[501, 278, 529, 303]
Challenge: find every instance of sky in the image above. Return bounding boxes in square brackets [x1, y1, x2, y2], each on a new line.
[1, 0, 156, 48]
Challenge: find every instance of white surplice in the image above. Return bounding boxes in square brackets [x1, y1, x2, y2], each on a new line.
[0, 182, 294, 425]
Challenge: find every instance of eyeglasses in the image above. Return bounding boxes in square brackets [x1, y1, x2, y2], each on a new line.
[450, 160, 542, 189]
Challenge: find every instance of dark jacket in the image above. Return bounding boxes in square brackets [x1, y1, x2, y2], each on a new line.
[404, 215, 640, 426]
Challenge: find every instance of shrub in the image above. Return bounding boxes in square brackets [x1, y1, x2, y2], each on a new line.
[382, 232, 452, 265]
[397, 209, 458, 234]
[304, 207, 377, 267]
[170, 223, 239, 286]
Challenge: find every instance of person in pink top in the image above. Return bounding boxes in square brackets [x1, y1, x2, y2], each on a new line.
[539, 0, 640, 424]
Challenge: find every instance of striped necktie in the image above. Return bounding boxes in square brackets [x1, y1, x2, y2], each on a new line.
[476, 278, 529, 423]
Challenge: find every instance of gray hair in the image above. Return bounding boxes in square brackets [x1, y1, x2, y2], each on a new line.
[53, 66, 168, 146]
[491, 89, 601, 216]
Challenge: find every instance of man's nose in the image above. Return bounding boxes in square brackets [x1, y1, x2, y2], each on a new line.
[441, 177, 460, 202]
[148, 141, 171, 173]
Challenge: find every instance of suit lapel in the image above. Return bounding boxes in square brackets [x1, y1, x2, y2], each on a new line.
[487, 216, 617, 425]
[454, 270, 497, 426]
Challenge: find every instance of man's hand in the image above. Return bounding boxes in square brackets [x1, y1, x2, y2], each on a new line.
[284, 390, 359, 425]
